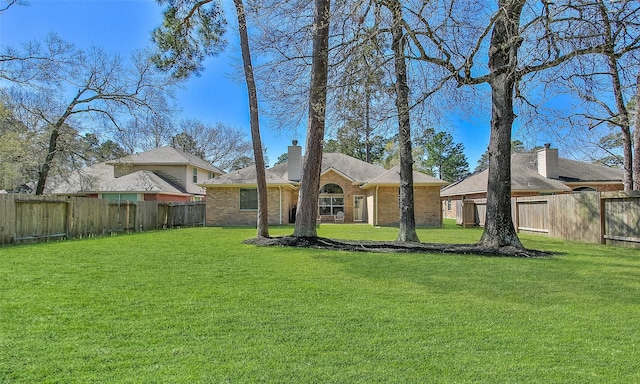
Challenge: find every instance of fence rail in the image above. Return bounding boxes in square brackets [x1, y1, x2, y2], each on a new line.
[461, 191, 640, 248]
[0, 195, 206, 246]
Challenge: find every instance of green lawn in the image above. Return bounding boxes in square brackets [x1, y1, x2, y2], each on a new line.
[1, 222, 639, 383]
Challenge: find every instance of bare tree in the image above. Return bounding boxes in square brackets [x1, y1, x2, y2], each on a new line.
[293, 0, 331, 238]
[1, 38, 177, 194]
[383, 0, 419, 242]
[177, 120, 252, 171]
[635, 73, 640, 190]
[399, 0, 616, 249]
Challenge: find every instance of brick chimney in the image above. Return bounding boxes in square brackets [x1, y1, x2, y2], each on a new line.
[287, 140, 302, 181]
[537, 143, 559, 179]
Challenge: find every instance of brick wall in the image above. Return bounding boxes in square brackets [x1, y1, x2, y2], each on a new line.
[206, 187, 295, 226]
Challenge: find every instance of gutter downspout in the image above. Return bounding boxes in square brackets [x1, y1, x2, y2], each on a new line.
[375, 186, 379, 226]
[279, 186, 283, 225]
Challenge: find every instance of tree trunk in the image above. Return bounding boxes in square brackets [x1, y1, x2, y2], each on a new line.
[634, 73, 640, 191]
[234, 0, 269, 237]
[607, 53, 633, 191]
[35, 125, 60, 195]
[389, 0, 419, 243]
[35, 95, 79, 195]
[293, 0, 330, 238]
[478, 0, 524, 249]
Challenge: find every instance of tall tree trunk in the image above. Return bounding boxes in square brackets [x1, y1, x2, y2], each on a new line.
[365, 87, 371, 163]
[389, 0, 419, 243]
[607, 53, 633, 191]
[634, 72, 640, 191]
[293, 0, 330, 238]
[35, 125, 60, 195]
[234, 0, 269, 237]
[35, 93, 80, 195]
[478, 0, 524, 249]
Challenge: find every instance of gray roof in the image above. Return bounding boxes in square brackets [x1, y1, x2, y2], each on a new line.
[200, 152, 448, 188]
[201, 164, 293, 186]
[362, 166, 449, 189]
[46, 162, 189, 195]
[441, 152, 624, 197]
[108, 146, 224, 175]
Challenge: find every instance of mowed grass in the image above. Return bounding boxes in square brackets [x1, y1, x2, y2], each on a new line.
[1, 221, 639, 383]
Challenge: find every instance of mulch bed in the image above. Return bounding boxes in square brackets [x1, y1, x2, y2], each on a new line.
[244, 236, 553, 258]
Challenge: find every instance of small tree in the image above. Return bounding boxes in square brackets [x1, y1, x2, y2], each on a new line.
[417, 129, 469, 182]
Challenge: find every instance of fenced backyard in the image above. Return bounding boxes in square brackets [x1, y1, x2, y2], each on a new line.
[458, 191, 640, 248]
[0, 195, 205, 246]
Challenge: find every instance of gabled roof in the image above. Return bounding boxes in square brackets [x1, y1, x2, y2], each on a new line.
[441, 152, 624, 197]
[46, 162, 190, 195]
[361, 166, 449, 189]
[199, 152, 448, 188]
[108, 146, 224, 175]
[199, 164, 294, 187]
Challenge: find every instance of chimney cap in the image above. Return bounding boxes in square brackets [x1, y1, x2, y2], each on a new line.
[292, 140, 298, 146]
[543, 143, 551, 149]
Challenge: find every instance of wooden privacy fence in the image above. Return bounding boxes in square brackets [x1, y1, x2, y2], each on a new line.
[461, 192, 640, 248]
[0, 195, 206, 246]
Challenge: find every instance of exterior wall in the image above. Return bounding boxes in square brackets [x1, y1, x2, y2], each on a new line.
[115, 164, 206, 194]
[373, 186, 442, 227]
[375, 186, 399, 226]
[144, 194, 192, 203]
[318, 170, 362, 222]
[205, 173, 444, 227]
[206, 186, 295, 226]
[414, 186, 443, 226]
[565, 182, 624, 193]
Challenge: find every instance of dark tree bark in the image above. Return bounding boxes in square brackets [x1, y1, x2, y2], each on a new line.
[234, 0, 269, 237]
[389, 0, 419, 243]
[35, 90, 82, 195]
[634, 72, 640, 191]
[293, 0, 331, 238]
[478, 0, 524, 249]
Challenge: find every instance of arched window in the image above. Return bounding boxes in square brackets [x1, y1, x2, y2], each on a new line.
[573, 186, 597, 193]
[319, 183, 344, 216]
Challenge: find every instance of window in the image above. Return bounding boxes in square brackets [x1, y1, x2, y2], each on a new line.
[573, 186, 597, 193]
[240, 188, 258, 210]
[319, 183, 344, 216]
[193, 167, 198, 183]
[209, 172, 215, 179]
[447, 197, 452, 211]
[102, 193, 138, 202]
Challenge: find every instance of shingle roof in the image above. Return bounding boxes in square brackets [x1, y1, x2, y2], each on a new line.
[201, 165, 293, 186]
[441, 152, 624, 197]
[108, 146, 224, 174]
[199, 152, 448, 187]
[361, 166, 449, 189]
[46, 162, 189, 195]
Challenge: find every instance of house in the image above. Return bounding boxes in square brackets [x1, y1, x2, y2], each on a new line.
[47, 146, 224, 202]
[441, 145, 625, 219]
[199, 142, 449, 226]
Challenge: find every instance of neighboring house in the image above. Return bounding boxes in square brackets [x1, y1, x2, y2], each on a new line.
[199, 142, 449, 227]
[47, 146, 224, 202]
[441, 145, 625, 219]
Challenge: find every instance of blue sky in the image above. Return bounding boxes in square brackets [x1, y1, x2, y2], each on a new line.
[0, 0, 492, 168]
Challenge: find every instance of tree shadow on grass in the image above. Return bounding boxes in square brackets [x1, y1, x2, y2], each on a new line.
[244, 236, 553, 258]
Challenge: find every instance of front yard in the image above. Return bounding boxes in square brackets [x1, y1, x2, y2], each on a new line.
[1, 223, 639, 382]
